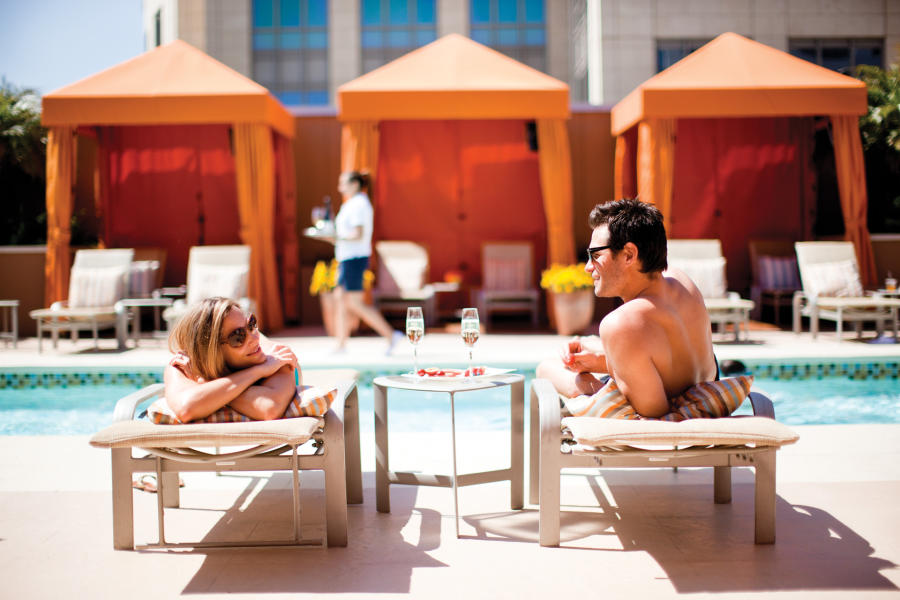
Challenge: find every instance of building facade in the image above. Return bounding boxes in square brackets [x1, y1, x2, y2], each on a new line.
[143, 0, 899, 107]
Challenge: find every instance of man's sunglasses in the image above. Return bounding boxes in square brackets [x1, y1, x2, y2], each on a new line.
[222, 313, 258, 348]
[586, 245, 611, 264]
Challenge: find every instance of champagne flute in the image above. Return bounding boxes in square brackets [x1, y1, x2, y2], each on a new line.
[460, 307, 480, 378]
[406, 307, 425, 376]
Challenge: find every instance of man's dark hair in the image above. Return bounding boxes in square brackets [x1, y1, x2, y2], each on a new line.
[588, 198, 668, 273]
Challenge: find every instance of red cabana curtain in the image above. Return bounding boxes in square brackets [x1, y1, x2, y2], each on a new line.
[830, 114, 877, 286]
[234, 123, 284, 331]
[537, 119, 575, 265]
[44, 126, 77, 305]
[614, 127, 638, 200]
[102, 125, 240, 285]
[636, 118, 676, 228]
[373, 120, 546, 285]
[274, 134, 300, 321]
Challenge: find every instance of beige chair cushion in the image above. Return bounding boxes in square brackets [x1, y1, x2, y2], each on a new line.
[804, 259, 864, 298]
[89, 417, 322, 449]
[563, 415, 799, 448]
[68, 266, 129, 307]
[668, 257, 727, 298]
[186, 265, 249, 306]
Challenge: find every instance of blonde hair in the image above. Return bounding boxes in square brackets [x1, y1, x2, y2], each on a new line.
[168, 297, 240, 381]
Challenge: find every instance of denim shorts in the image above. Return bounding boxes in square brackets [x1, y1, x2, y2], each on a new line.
[337, 256, 369, 291]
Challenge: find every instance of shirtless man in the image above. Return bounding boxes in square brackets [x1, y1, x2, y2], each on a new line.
[536, 198, 717, 418]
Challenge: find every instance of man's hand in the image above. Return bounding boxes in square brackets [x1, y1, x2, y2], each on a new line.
[561, 336, 607, 374]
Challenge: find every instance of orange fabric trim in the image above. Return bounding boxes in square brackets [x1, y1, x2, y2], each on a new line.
[44, 126, 77, 305]
[537, 119, 575, 265]
[337, 34, 569, 121]
[636, 119, 676, 228]
[831, 115, 877, 287]
[42, 41, 294, 138]
[611, 33, 867, 135]
[234, 123, 284, 331]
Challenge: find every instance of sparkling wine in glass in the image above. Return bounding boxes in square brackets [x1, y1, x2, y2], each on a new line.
[406, 307, 425, 375]
[460, 307, 480, 378]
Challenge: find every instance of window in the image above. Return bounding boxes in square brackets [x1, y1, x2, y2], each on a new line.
[154, 10, 162, 47]
[470, 0, 546, 72]
[656, 39, 710, 72]
[361, 0, 437, 73]
[252, 0, 329, 105]
[789, 38, 884, 73]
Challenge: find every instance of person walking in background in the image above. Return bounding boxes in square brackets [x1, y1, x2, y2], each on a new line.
[324, 171, 403, 354]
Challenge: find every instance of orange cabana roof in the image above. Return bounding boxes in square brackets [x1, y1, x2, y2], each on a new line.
[611, 32, 868, 135]
[337, 34, 569, 121]
[42, 40, 294, 138]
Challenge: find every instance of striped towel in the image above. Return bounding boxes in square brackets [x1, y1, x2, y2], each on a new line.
[147, 385, 338, 425]
[561, 375, 753, 422]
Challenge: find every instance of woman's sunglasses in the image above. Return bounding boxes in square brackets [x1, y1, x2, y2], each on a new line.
[222, 313, 258, 348]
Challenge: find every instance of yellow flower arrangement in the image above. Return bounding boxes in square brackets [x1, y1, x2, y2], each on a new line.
[540, 263, 594, 294]
[309, 260, 375, 295]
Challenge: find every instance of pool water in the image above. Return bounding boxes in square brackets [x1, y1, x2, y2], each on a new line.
[1, 370, 898, 435]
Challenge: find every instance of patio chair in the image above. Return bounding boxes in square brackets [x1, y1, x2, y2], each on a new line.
[29, 248, 134, 352]
[372, 241, 437, 326]
[529, 378, 799, 546]
[161, 245, 254, 329]
[667, 239, 755, 341]
[749, 240, 801, 326]
[474, 241, 539, 329]
[89, 369, 363, 550]
[793, 241, 900, 341]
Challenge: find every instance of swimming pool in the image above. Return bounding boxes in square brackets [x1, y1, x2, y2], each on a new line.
[1, 361, 898, 434]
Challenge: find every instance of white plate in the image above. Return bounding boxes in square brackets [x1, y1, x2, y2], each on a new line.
[400, 367, 515, 381]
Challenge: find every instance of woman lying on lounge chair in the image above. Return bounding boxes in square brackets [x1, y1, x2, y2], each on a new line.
[163, 296, 301, 423]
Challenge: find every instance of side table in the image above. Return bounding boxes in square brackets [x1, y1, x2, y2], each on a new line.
[0, 300, 18, 348]
[373, 373, 524, 537]
[115, 297, 174, 349]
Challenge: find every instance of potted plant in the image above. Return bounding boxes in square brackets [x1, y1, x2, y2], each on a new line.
[540, 263, 595, 336]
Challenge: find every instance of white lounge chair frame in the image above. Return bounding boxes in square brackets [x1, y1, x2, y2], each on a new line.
[372, 241, 437, 325]
[475, 241, 539, 329]
[29, 248, 134, 352]
[90, 370, 363, 550]
[793, 241, 900, 341]
[529, 379, 797, 546]
[667, 239, 754, 341]
[162, 245, 255, 329]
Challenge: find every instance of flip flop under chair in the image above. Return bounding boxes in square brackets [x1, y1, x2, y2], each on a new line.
[529, 377, 799, 547]
[89, 369, 363, 550]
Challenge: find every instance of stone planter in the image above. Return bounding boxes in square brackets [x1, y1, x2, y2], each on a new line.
[547, 289, 594, 336]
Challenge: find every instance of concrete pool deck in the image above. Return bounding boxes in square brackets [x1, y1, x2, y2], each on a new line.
[1, 326, 899, 598]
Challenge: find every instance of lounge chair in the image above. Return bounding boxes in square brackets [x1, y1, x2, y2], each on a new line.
[372, 241, 437, 326]
[474, 242, 540, 329]
[29, 248, 134, 352]
[89, 369, 363, 549]
[529, 379, 799, 546]
[749, 240, 801, 326]
[667, 239, 755, 341]
[793, 241, 900, 341]
[161, 245, 254, 329]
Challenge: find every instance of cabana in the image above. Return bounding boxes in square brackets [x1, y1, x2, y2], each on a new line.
[611, 32, 874, 289]
[41, 41, 298, 330]
[337, 34, 574, 287]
